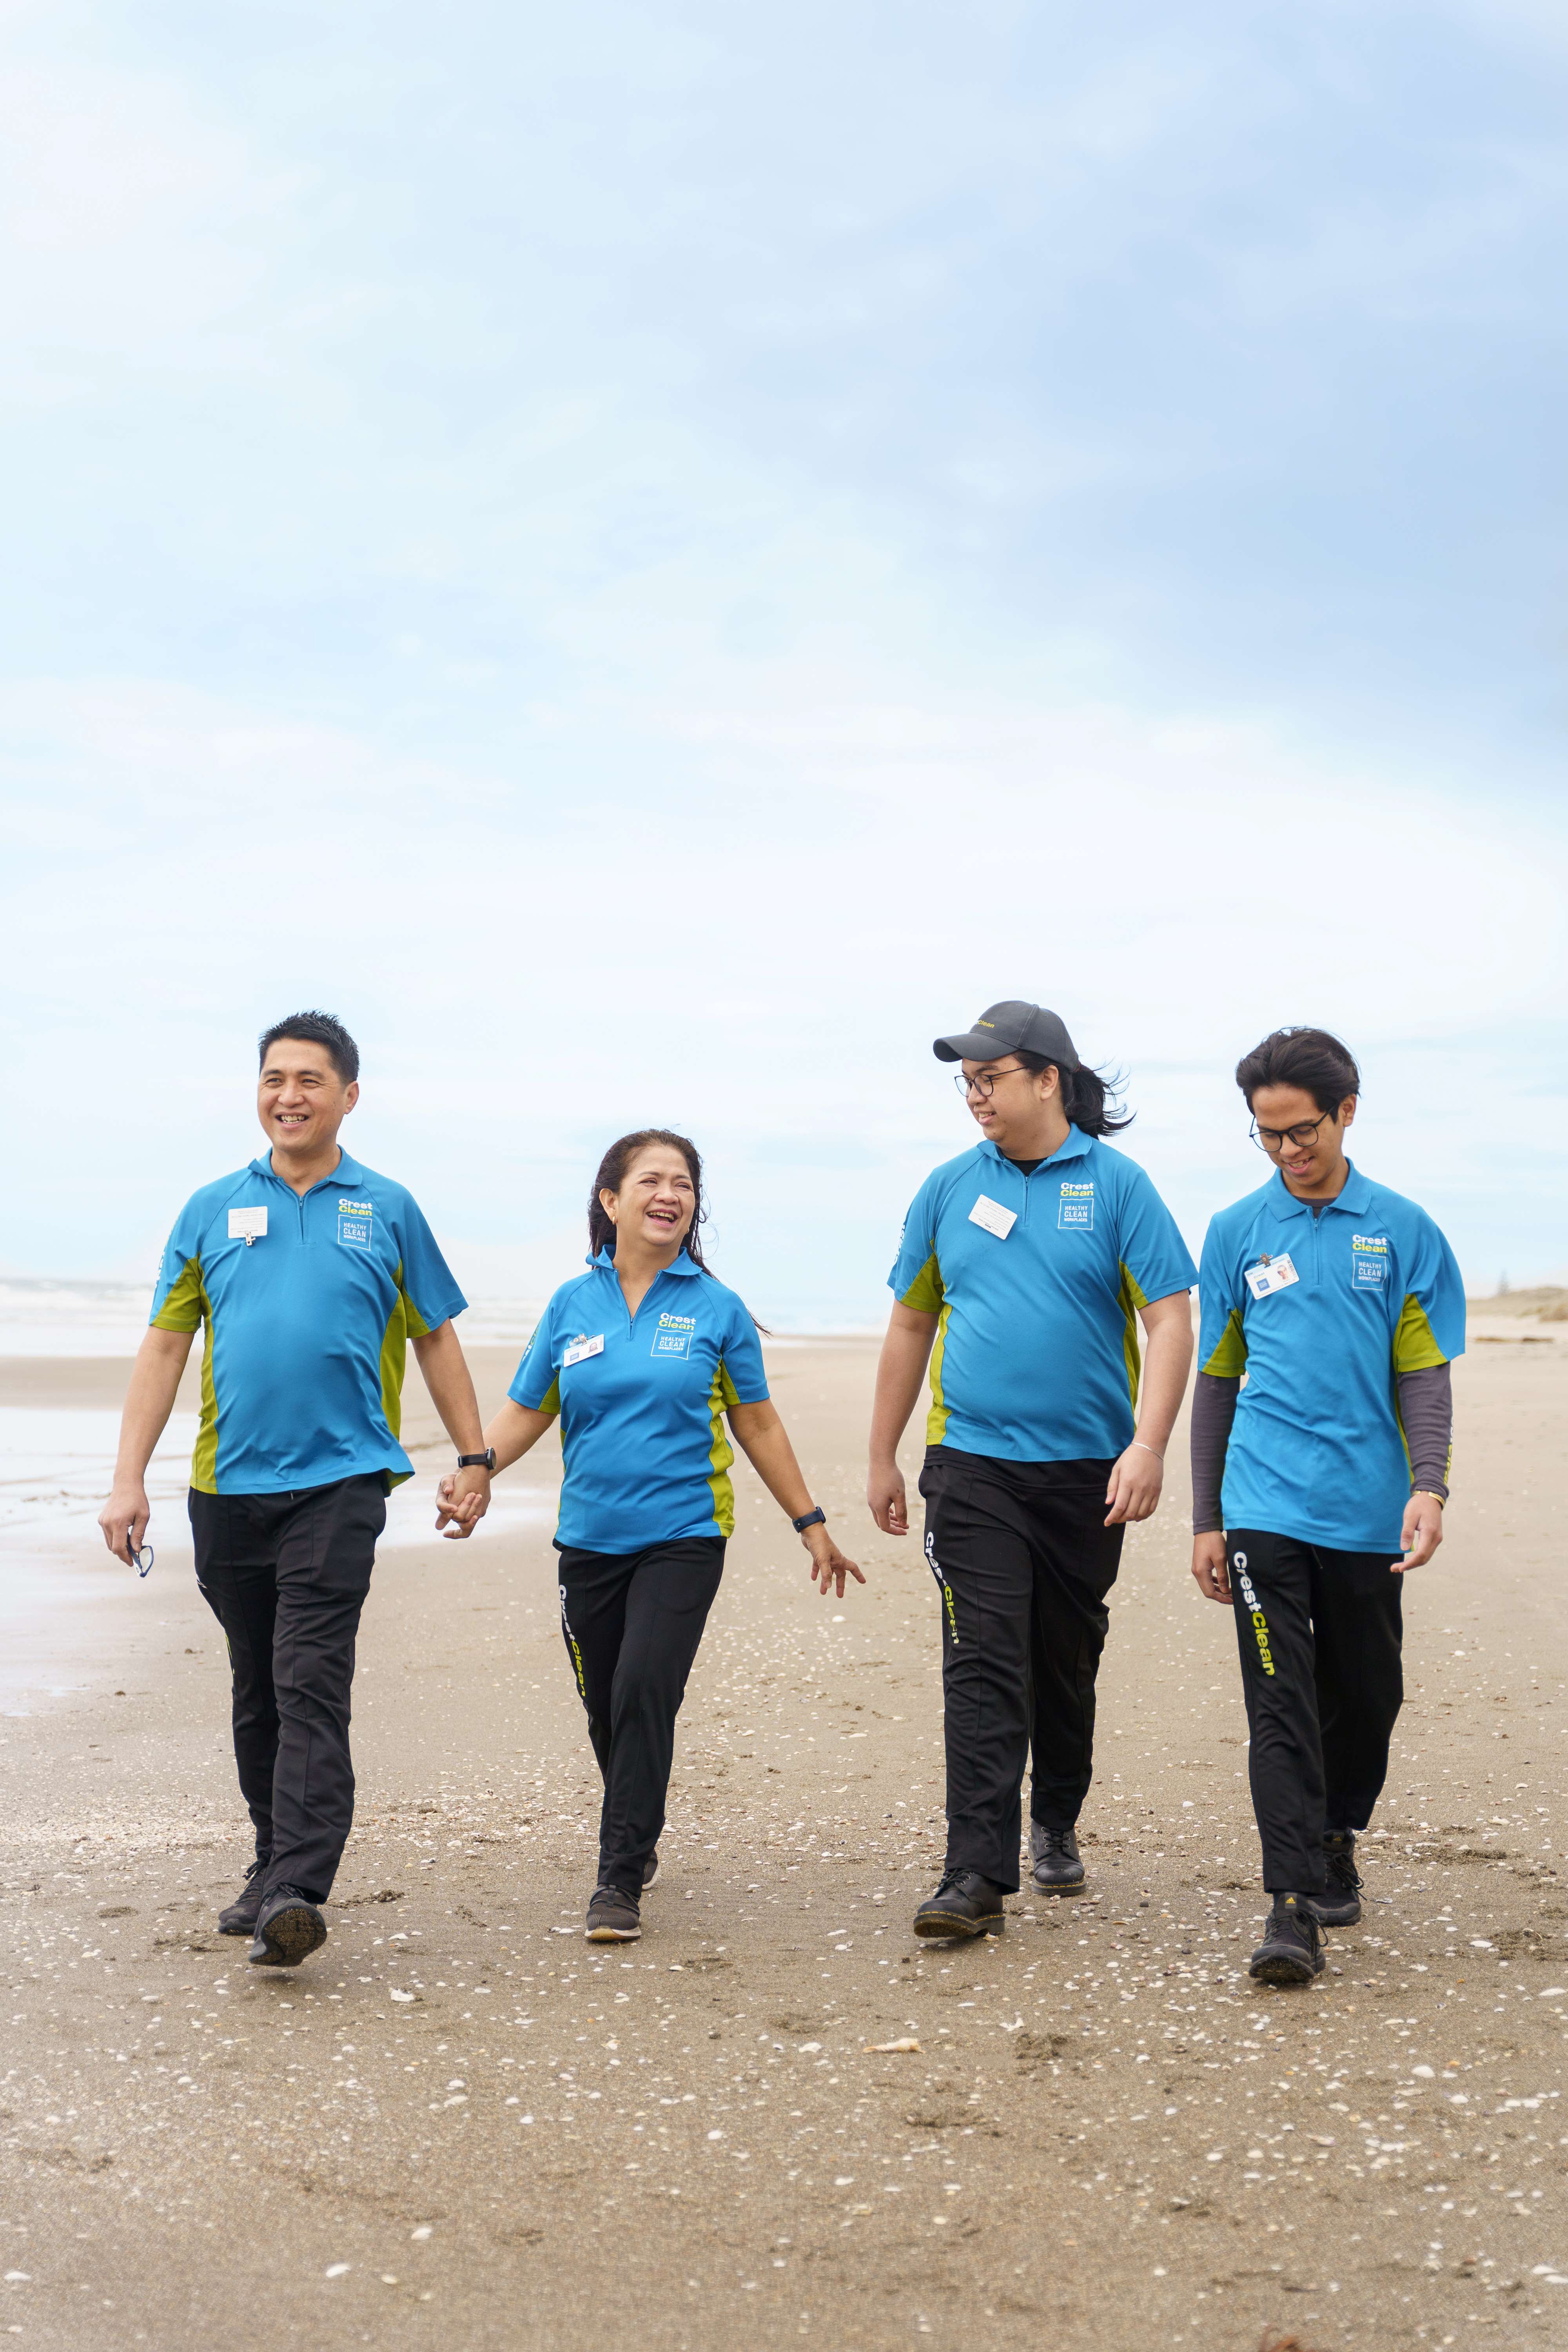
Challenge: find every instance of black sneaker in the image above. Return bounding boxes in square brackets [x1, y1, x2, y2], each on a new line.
[1029, 1823, 1085, 1895]
[642, 1850, 660, 1892]
[586, 1885, 642, 1942]
[216, 1856, 271, 1937]
[1249, 1894, 1325, 1985]
[247, 1886, 328, 1969]
[1310, 1833, 1363, 1927]
[913, 1869, 1007, 1941]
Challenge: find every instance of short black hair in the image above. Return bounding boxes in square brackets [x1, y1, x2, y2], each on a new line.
[1235, 1025, 1359, 1116]
[258, 1011, 360, 1085]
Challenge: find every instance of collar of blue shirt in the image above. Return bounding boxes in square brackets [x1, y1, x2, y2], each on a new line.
[1265, 1161, 1373, 1223]
[978, 1125, 1093, 1172]
[246, 1147, 372, 1192]
[589, 1245, 703, 1278]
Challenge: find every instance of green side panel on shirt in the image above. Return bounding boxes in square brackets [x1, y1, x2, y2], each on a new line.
[1392, 1293, 1448, 1374]
[1201, 1307, 1249, 1378]
[706, 1362, 740, 1536]
[152, 1258, 205, 1335]
[924, 1300, 953, 1446]
[379, 1266, 414, 1488]
[1116, 1262, 1147, 1410]
[191, 1269, 219, 1494]
[899, 1251, 946, 1316]
[536, 1374, 562, 1417]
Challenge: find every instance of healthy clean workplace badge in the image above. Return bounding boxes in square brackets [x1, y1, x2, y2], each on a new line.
[336, 1197, 374, 1249]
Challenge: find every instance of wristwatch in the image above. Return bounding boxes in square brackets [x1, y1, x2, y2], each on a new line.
[791, 1506, 826, 1534]
[457, 1449, 497, 1472]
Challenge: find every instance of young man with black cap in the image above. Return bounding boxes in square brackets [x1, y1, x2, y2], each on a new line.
[98, 1013, 494, 1971]
[869, 1001, 1196, 1938]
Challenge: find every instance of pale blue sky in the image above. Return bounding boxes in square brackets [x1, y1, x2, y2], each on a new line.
[2, 0, 1564, 1321]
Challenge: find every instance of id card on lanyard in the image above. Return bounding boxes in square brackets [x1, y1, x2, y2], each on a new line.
[1245, 1252, 1299, 1302]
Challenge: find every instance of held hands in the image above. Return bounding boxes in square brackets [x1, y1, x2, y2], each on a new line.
[803, 1521, 866, 1601]
[1191, 1532, 1232, 1604]
[866, 1462, 908, 1536]
[1105, 1441, 1163, 1526]
[98, 1483, 151, 1567]
[434, 1466, 492, 1541]
[1396, 1493, 1444, 1574]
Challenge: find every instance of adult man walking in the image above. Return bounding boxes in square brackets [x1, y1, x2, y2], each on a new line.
[869, 1001, 1196, 1938]
[1190, 1025, 1463, 1984]
[98, 1013, 493, 1969]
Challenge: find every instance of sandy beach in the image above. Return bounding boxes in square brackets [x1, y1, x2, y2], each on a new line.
[1, 1329, 1564, 2350]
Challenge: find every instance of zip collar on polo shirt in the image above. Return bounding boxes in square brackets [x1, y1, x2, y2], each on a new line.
[1265, 1161, 1374, 1224]
[588, 1245, 703, 1278]
[246, 1146, 369, 1195]
[978, 1124, 1094, 1174]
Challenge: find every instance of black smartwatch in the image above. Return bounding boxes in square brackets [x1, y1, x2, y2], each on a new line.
[457, 1449, 497, 1473]
[791, 1506, 826, 1534]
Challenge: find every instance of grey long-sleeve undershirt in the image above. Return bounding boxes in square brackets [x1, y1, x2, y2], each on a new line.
[1189, 1362, 1453, 1536]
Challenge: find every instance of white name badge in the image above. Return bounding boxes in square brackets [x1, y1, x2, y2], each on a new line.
[228, 1206, 268, 1243]
[1245, 1252, 1299, 1301]
[563, 1333, 605, 1367]
[968, 1193, 1017, 1240]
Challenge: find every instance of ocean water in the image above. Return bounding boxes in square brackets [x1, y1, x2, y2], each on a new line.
[0, 1278, 552, 1358]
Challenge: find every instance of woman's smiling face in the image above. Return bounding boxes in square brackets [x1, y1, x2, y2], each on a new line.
[603, 1147, 697, 1253]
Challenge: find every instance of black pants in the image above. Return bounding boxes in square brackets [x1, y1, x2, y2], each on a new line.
[556, 1536, 725, 1895]
[189, 1475, 385, 1906]
[1226, 1527, 1404, 1894]
[920, 1446, 1124, 1893]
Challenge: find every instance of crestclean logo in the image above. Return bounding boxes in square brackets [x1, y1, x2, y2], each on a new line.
[338, 1198, 372, 1214]
[657, 1312, 695, 1331]
[1351, 1233, 1388, 1253]
[1058, 1179, 1095, 1232]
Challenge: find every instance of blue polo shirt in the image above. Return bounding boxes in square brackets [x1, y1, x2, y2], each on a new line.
[1197, 1163, 1465, 1552]
[889, 1129, 1197, 1463]
[149, 1149, 466, 1495]
[510, 1249, 769, 1551]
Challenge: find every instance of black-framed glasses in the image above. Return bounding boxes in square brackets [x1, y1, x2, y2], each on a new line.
[128, 1541, 153, 1578]
[1250, 1109, 1338, 1152]
[954, 1063, 1029, 1102]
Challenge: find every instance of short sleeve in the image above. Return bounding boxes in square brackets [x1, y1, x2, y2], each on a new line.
[719, 1294, 769, 1406]
[1392, 1212, 1466, 1372]
[1112, 1161, 1198, 1311]
[392, 1193, 467, 1338]
[888, 1177, 944, 1313]
[150, 1196, 207, 1332]
[508, 1296, 563, 1415]
[1196, 1215, 1248, 1376]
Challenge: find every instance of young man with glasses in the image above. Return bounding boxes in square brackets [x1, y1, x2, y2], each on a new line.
[98, 1013, 493, 1971]
[1190, 1026, 1464, 1984]
[869, 1000, 1196, 1938]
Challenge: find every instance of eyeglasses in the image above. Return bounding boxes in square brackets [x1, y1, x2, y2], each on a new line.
[955, 1063, 1029, 1101]
[129, 1541, 153, 1578]
[1250, 1109, 1338, 1152]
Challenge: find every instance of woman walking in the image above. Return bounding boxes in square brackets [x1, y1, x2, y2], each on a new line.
[441, 1129, 862, 1941]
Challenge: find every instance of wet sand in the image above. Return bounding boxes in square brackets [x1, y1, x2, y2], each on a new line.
[0, 1334, 1565, 2350]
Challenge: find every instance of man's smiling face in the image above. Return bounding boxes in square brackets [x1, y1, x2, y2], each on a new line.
[256, 1036, 358, 1161]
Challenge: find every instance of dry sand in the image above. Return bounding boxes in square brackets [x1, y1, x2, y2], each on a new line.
[0, 1334, 1564, 2350]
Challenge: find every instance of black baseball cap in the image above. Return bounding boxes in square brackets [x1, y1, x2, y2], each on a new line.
[933, 1000, 1082, 1071]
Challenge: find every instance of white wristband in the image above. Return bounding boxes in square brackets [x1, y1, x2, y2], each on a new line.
[1130, 1441, 1163, 1461]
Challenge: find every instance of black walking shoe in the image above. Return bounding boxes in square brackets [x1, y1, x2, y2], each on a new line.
[913, 1869, 1007, 1941]
[586, 1885, 642, 1942]
[247, 1886, 328, 1969]
[1310, 1833, 1363, 1927]
[1029, 1823, 1086, 1895]
[1249, 1894, 1325, 1985]
[216, 1856, 271, 1937]
[642, 1850, 660, 1892]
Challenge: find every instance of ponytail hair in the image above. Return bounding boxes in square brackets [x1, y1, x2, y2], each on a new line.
[1016, 1052, 1133, 1136]
[587, 1129, 713, 1270]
